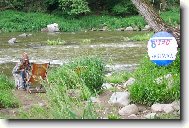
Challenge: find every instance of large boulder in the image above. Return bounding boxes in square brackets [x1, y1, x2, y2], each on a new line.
[47, 23, 60, 32]
[118, 104, 139, 116]
[108, 92, 130, 107]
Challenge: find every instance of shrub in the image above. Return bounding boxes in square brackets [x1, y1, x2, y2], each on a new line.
[128, 50, 180, 106]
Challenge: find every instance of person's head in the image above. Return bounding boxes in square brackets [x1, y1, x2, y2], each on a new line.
[21, 52, 29, 65]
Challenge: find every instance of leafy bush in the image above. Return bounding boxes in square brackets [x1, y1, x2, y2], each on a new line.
[128, 51, 180, 106]
[112, 1, 138, 16]
[58, 0, 90, 16]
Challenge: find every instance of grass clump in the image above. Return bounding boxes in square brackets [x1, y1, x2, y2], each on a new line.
[0, 74, 19, 108]
[130, 33, 153, 41]
[128, 50, 180, 106]
[105, 71, 131, 84]
[44, 56, 105, 119]
[47, 38, 66, 45]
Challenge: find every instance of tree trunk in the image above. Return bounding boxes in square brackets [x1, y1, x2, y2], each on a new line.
[131, 0, 180, 47]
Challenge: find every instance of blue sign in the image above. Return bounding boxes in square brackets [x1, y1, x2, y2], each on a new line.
[147, 31, 178, 66]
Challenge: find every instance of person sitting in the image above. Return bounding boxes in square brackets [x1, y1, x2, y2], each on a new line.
[12, 52, 31, 90]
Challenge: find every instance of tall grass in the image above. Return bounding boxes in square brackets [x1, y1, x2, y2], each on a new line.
[44, 56, 105, 119]
[0, 74, 19, 108]
[0, 8, 180, 32]
[128, 50, 180, 106]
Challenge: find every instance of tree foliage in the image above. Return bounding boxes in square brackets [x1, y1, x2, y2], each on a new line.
[0, 0, 179, 17]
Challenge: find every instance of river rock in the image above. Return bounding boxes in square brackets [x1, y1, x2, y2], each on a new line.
[18, 33, 27, 37]
[41, 27, 48, 32]
[142, 25, 151, 31]
[118, 104, 139, 116]
[125, 26, 134, 31]
[123, 77, 135, 87]
[163, 104, 174, 113]
[108, 92, 130, 107]
[151, 103, 174, 113]
[8, 38, 17, 44]
[116, 28, 125, 31]
[47, 23, 60, 32]
[102, 83, 113, 89]
[144, 113, 156, 119]
[171, 100, 180, 111]
[88, 97, 100, 103]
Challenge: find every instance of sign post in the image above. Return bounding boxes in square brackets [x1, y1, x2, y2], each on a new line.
[147, 31, 178, 66]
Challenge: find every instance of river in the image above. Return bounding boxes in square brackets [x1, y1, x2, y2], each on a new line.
[0, 31, 148, 77]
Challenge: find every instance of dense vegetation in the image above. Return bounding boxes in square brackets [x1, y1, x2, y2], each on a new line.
[129, 51, 180, 106]
[0, 75, 19, 108]
[1, 0, 179, 17]
[0, 7, 180, 32]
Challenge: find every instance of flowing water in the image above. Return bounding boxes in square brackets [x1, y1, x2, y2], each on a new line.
[0, 31, 148, 77]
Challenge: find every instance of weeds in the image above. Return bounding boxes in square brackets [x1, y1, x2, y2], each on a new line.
[0, 74, 19, 108]
[128, 50, 180, 106]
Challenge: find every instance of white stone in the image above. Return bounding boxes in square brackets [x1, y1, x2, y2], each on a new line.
[125, 26, 134, 31]
[128, 114, 137, 118]
[151, 104, 164, 112]
[18, 33, 27, 37]
[108, 92, 130, 107]
[143, 25, 151, 31]
[145, 113, 156, 119]
[88, 97, 100, 103]
[123, 77, 135, 87]
[151, 103, 174, 113]
[118, 104, 139, 116]
[163, 104, 174, 113]
[8, 38, 16, 44]
[47, 23, 60, 32]
[171, 100, 180, 111]
[102, 83, 113, 89]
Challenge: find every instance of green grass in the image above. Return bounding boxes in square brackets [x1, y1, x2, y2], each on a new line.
[105, 71, 131, 84]
[41, 56, 105, 119]
[0, 74, 19, 108]
[130, 32, 154, 41]
[0, 8, 180, 32]
[128, 50, 180, 106]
